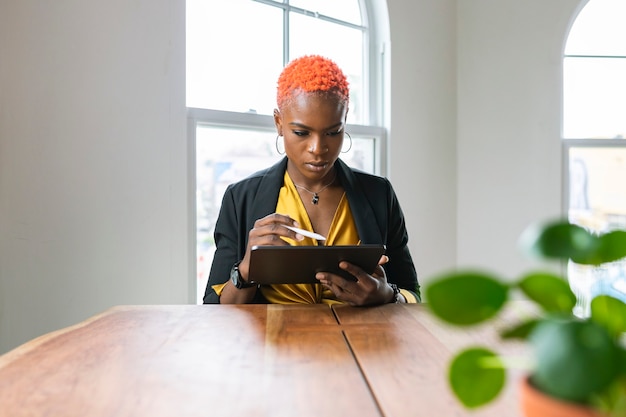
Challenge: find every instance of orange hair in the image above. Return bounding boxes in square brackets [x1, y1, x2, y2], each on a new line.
[276, 55, 349, 109]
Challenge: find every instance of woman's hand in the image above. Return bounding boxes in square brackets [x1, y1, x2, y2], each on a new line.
[237, 213, 304, 281]
[315, 255, 402, 306]
[221, 213, 304, 304]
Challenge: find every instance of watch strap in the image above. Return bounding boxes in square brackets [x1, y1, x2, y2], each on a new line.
[231, 262, 256, 289]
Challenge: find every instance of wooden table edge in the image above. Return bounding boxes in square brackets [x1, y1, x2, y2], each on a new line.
[0, 306, 123, 369]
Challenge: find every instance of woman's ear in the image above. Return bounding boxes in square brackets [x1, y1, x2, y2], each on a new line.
[273, 109, 283, 135]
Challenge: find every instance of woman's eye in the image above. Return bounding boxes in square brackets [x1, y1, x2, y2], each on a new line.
[293, 130, 309, 137]
[327, 130, 342, 136]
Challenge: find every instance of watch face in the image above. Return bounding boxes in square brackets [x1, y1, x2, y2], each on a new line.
[230, 263, 254, 289]
[230, 265, 240, 287]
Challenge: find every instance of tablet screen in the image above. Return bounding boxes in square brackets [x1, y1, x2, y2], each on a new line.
[248, 244, 386, 284]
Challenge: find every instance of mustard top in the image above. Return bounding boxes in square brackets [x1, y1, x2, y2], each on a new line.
[258, 171, 358, 304]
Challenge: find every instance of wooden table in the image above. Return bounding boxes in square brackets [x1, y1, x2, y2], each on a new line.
[0, 303, 531, 417]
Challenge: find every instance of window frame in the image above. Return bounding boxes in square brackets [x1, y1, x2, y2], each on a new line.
[187, 109, 387, 303]
[561, 0, 626, 316]
[562, 0, 626, 215]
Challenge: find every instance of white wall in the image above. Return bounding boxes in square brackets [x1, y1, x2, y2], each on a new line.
[385, 0, 584, 287]
[456, 0, 584, 277]
[386, 0, 458, 284]
[0, 0, 586, 353]
[0, 0, 188, 353]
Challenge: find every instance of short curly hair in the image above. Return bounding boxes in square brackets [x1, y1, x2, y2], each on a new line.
[276, 55, 349, 110]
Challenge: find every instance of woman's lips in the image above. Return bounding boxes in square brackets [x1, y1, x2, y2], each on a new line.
[306, 162, 328, 172]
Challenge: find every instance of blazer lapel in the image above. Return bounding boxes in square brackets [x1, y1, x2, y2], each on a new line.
[336, 159, 383, 244]
[249, 157, 288, 226]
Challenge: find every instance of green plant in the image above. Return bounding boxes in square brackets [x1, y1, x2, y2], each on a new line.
[426, 219, 626, 415]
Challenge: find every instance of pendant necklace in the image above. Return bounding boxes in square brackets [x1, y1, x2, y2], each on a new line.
[293, 171, 337, 205]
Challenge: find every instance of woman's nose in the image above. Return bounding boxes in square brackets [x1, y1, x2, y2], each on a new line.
[308, 136, 328, 154]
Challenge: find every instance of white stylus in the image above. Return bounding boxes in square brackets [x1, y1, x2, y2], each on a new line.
[283, 225, 326, 241]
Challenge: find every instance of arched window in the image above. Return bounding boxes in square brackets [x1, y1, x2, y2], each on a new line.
[186, 0, 389, 302]
[563, 0, 626, 316]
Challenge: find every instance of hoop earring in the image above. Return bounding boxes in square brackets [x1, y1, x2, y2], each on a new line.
[275, 135, 285, 155]
[341, 132, 353, 153]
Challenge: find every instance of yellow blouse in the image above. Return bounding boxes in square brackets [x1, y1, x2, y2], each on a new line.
[259, 172, 359, 304]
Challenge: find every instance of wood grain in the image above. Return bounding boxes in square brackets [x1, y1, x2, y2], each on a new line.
[333, 303, 530, 417]
[0, 303, 530, 417]
[0, 305, 380, 417]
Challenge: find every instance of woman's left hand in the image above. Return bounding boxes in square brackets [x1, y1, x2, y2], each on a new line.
[315, 255, 400, 306]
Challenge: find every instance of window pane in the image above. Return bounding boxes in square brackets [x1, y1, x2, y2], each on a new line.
[563, 57, 626, 139]
[196, 126, 281, 303]
[567, 146, 626, 317]
[186, 0, 283, 114]
[568, 147, 626, 220]
[290, 13, 365, 124]
[289, 0, 362, 25]
[342, 136, 376, 173]
[565, 0, 626, 56]
[195, 124, 378, 302]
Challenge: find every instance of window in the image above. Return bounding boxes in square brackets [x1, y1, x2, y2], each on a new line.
[563, 0, 626, 139]
[187, 0, 368, 124]
[563, 0, 626, 316]
[187, 0, 388, 302]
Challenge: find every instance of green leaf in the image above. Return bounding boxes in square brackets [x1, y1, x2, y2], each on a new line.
[500, 318, 539, 340]
[518, 220, 601, 264]
[517, 272, 576, 313]
[530, 318, 620, 403]
[449, 347, 506, 408]
[425, 271, 508, 326]
[589, 375, 626, 416]
[590, 295, 626, 337]
[596, 230, 626, 264]
[621, 348, 626, 382]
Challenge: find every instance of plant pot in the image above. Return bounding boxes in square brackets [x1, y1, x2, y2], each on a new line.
[520, 376, 606, 417]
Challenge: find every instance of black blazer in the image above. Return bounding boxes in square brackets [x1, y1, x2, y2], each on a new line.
[203, 157, 420, 303]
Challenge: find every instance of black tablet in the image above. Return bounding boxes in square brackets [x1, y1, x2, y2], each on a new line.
[247, 244, 386, 285]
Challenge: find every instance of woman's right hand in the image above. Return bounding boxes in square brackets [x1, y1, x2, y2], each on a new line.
[237, 213, 303, 281]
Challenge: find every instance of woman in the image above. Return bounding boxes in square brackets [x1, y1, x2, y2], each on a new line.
[203, 55, 420, 305]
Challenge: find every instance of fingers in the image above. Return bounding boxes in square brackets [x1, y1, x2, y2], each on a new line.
[315, 271, 365, 305]
[338, 260, 369, 281]
[370, 263, 387, 279]
[248, 213, 304, 245]
[317, 274, 352, 295]
[241, 213, 303, 278]
[316, 260, 391, 306]
[261, 213, 299, 228]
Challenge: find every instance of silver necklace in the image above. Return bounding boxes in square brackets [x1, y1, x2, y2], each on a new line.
[293, 172, 337, 205]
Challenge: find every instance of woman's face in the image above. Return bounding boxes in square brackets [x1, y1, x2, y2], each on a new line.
[274, 92, 348, 184]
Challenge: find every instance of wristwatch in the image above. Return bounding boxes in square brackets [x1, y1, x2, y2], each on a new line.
[230, 261, 256, 289]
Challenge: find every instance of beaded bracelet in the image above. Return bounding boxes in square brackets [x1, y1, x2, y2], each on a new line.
[388, 283, 400, 303]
